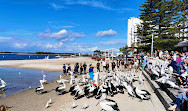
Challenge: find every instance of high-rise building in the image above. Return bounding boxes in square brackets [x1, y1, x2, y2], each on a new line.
[127, 17, 142, 47]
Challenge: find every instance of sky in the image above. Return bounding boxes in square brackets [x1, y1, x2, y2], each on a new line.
[0, 0, 145, 53]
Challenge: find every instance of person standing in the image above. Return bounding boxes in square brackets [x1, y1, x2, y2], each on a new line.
[134, 59, 139, 72]
[96, 61, 100, 72]
[63, 64, 66, 75]
[121, 60, 124, 71]
[117, 59, 120, 69]
[102, 60, 106, 71]
[66, 63, 69, 74]
[74, 63, 79, 74]
[89, 64, 95, 83]
[112, 61, 116, 71]
[106, 62, 109, 72]
[80, 63, 83, 75]
[83, 62, 87, 74]
[68, 63, 71, 72]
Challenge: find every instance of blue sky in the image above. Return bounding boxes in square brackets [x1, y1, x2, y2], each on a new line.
[0, 0, 144, 53]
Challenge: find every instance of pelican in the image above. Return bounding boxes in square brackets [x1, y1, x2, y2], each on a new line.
[96, 93, 120, 111]
[73, 84, 83, 100]
[134, 81, 150, 102]
[70, 75, 75, 85]
[35, 80, 44, 94]
[56, 75, 63, 84]
[55, 80, 69, 95]
[0, 79, 7, 91]
[41, 74, 47, 84]
[123, 81, 135, 99]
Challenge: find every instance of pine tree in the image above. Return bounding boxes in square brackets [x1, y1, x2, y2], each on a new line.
[136, 0, 187, 51]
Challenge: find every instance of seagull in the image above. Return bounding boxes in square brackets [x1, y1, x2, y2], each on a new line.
[81, 103, 89, 109]
[45, 101, 49, 108]
[70, 102, 78, 109]
[48, 98, 52, 104]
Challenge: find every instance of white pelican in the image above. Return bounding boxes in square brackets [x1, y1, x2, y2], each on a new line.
[0, 79, 7, 91]
[73, 83, 83, 100]
[35, 80, 44, 94]
[96, 93, 120, 111]
[134, 81, 150, 102]
[55, 80, 69, 95]
[123, 81, 135, 98]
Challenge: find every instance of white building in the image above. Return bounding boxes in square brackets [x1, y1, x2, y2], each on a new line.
[127, 17, 142, 47]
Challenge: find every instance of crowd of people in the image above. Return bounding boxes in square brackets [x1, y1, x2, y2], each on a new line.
[62, 50, 188, 110]
[142, 50, 188, 111]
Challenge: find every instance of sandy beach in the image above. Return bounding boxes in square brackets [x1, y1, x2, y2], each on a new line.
[0, 57, 166, 111]
[0, 57, 97, 72]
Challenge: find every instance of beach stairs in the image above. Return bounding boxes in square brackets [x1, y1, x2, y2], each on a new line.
[143, 68, 188, 111]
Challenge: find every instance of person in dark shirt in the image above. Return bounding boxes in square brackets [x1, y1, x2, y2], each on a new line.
[168, 59, 178, 72]
[63, 64, 66, 75]
[117, 60, 120, 69]
[68, 63, 71, 72]
[74, 63, 79, 74]
[106, 62, 109, 72]
[96, 61, 100, 72]
[112, 61, 116, 71]
[80, 63, 83, 75]
[83, 62, 87, 74]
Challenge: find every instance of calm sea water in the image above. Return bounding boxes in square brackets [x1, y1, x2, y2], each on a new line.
[0, 54, 72, 61]
[0, 67, 62, 98]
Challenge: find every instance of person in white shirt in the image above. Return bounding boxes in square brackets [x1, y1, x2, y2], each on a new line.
[159, 50, 163, 58]
[102, 60, 106, 71]
[134, 59, 139, 72]
[173, 52, 177, 61]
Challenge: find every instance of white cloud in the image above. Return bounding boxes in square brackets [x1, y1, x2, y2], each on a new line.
[13, 43, 28, 48]
[50, 3, 65, 10]
[96, 29, 117, 37]
[0, 37, 11, 42]
[44, 42, 63, 49]
[38, 29, 85, 42]
[50, 0, 133, 12]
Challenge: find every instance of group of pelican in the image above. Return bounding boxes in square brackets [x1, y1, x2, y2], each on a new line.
[68, 70, 151, 110]
[147, 58, 180, 89]
[34, 68, 151, 110]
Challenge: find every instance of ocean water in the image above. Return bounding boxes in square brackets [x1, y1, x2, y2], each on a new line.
[0, 67, 62, 98]
[0, 54, 72, 61]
